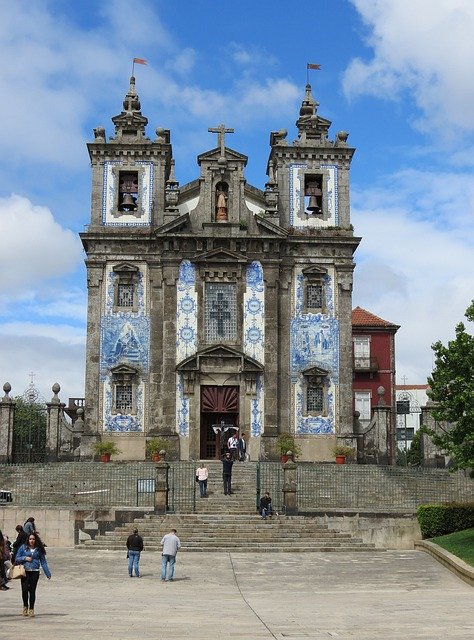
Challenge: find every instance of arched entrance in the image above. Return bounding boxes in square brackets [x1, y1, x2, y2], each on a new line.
[200, 385, 239, 459]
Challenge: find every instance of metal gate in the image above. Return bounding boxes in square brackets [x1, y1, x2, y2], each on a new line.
[12, 382, 47, 463]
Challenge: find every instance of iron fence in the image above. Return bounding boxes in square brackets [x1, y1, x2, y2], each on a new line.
[297, 463, 473, 511]
[167, 462, 197, 512]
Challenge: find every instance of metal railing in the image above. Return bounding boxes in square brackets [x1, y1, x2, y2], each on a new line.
[297, 463, 473, 511]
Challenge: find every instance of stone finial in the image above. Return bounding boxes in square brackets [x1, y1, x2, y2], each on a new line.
[73, 408, 85, 434]
[51, 382, 61, 404]
[93, 127, 106, 142]
[335, 131, 349, 146]
[2, 382, 12, 401]
[377, 385, 386, 405]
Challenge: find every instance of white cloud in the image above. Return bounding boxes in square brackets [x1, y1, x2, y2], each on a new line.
[345, 0, 474, 136]
[352, 170, 474, 383]
[0, 194, 83, 299]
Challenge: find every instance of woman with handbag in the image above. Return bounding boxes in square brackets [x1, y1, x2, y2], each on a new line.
[15, 532, 51, 617]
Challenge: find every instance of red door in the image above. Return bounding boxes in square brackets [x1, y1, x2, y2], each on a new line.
[200, 386, 239, 459]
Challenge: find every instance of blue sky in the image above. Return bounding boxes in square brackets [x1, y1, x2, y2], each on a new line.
[0, 0, 473, 402]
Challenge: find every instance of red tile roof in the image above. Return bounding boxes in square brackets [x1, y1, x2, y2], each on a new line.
[352, 306, 400, 329]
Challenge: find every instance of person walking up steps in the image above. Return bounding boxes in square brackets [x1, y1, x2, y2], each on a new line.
[196, 462, 209, 497]
[126, 528, 144, 578]
[222, 451, 234, 495]
[161, 529, 181, 582]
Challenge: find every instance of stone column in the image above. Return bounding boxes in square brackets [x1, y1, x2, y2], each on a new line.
[46, 383, 64, 461]
[0, 382, 15, 463]
[73, 408, 85, 459]
[282, 460, 298, 515]
[154, 461, 170, 514]
[262, 264, 280, 437]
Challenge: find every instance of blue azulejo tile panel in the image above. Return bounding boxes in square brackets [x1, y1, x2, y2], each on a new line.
[176, 260, 198, 363]
[289, 163, 307, 227]
[250, 374, 264, 437]
[100, 316, 150, 376]
[103, 378, 144, 432]
[176, 373, 189, 436]
[291, 270, 339, 435]
[243, 261, 265, 364]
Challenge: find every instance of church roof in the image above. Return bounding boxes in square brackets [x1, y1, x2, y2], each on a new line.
[352, 306, 400, 330]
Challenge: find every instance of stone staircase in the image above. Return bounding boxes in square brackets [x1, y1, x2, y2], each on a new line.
[192, 461, 257, 514]
[79, 461, 380, 553]
[80, 512, 379, 552]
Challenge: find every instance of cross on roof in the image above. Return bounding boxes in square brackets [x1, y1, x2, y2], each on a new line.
[208, 124, 234, 156]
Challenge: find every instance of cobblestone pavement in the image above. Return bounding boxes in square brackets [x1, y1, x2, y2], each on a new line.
[1, 549, 472, 639]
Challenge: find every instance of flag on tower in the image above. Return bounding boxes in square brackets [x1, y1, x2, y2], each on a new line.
[133, 58, 147, 65]
[307, 63, 321, 70]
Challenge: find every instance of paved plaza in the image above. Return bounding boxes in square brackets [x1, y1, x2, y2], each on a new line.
[0, 548, 472, 639]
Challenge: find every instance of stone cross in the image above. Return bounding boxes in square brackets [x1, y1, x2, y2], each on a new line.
[208, 124, 234, 156]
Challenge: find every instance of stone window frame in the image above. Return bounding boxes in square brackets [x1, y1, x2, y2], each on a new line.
[110, 164, 146, 219]
[110, 364, 139, 415]
[196, 259, 246, 348]
[302, 266, 328, 314]
[112, 263, 139, 313]
[302, 366, 329, 417]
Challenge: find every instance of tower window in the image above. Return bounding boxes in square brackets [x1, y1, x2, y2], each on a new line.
[117, 283, 134, 307]
[115, 384, 133, 411]
[304, 174, 323, 215]
[113, 264, 139, 312]
[118, 171, 138, 211]
[307, 385, 324, 413]
[205, 282, 237, 342]
[111, 364, 138, 414]
[306, 283, 323, 310]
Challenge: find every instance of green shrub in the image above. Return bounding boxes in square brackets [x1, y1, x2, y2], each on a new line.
[417, 503, 474, 538]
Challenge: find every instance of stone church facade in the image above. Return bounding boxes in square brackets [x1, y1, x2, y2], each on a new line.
[81, 77, 360, 461]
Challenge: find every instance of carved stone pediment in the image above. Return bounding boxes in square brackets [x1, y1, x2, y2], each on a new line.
[110, 363, 139, 375]
[155, 212, 190, 235]
[193, 248, 249, 265]
[302, 365, 329, 377]
[112, 263, 139, 274]
[197, 147, 248, 164]
[302, 265, 328, 277]
[254, 213, 287, 237]
[176, 345, 263, 375]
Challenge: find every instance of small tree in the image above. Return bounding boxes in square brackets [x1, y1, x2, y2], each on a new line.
[406, 430, 422, 466]
[425, 301, 474, 471]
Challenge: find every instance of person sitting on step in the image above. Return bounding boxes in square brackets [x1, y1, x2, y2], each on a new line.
[259, 491, 273, 520]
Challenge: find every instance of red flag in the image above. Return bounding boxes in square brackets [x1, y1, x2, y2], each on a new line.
[133, 58, 147, 65]
[307, 63, 321, 70]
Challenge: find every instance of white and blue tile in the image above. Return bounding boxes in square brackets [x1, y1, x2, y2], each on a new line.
[176, 373, 189, 436]
[176, 260, 198, 362]
[243, 261, 265, 363]
[250, 374, 264, 437]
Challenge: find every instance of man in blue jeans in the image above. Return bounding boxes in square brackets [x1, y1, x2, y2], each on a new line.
[161, 528, 181, 581]
[126, 528, 144, 577]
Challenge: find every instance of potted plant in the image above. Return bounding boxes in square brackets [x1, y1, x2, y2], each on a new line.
[145, 438, 169, 462]
[276, 433, 302, 463]
[92, 441, 121, 462]
[331, 444, 355, 465]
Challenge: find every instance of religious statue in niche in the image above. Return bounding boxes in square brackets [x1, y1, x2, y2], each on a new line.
[215, 182, 229, 222]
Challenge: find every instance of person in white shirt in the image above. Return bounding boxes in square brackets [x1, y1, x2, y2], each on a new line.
[227, 432, 239, 460]
[160, 529, 181, 582]
[195, 463, 209, 498]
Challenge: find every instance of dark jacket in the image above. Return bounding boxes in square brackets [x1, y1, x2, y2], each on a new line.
[260, 495, 272, 511]
[12, 530, 27, 561]
[222, 458, 233, 476]
[126, 533, 144, 552]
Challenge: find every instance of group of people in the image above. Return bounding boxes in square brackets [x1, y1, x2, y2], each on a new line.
[225, 430, 247, 461]
[0, 517, 51, 617]
[126, 527, 181, 582]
